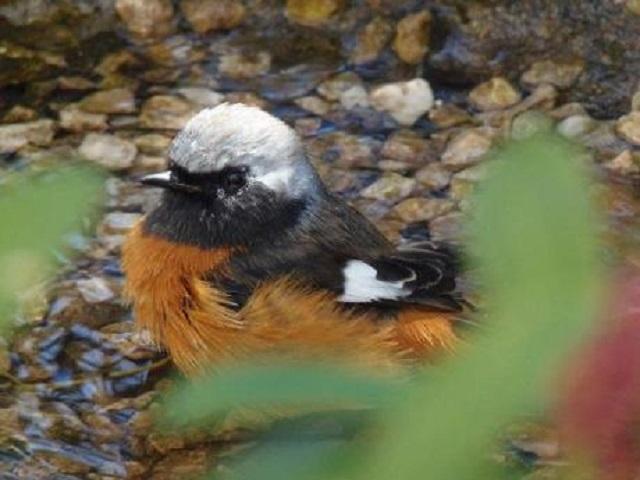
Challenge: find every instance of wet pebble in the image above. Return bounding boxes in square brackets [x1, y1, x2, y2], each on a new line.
[393, 10, 431, 64]
[582, 122, 629, 158]
[521, 60, 584, 89]
[319, 132, 379, 168]
[370, 78, 434, 126]
[176, 87, 224, 108]
[549, 102, 589, 120]
[59, 104, 108, 133]
[137, 154, 167, 171]
[556, 114, 597, 139]
[180, 0, 246, 34]
[79, 133, 137, 171]
[139, 95, 199, 130]
[225, 92, 269, 109]
[134, 133, 172, 155]
[58, 76, 96, 91]
[0, 119, 56, 153]
[295, 96, 331, 116]
[2, 105, 38, 123]
[361, 173, 416, 201]
[351, 16, 394, 65]
[392, 197, 456, 222]
[76, 278, 115, 304]
[615, 111, 640, 146]
[80, 88, 136, 115]
[317, 72, 365, 102]
[381, 130, 435, 165]
[101, 212, 142, 234]
[441, 129, 493, 170]
[115, 0, 175, 39]
[286, 0, 343, 26]
[218, 51, 271, 79]
[294, 117, 323, 137]
[429, 103, 473, 129]
[604, 150, 640, 175]
[340, 84, 369, 110]
[415, 163, 452, 191]
[510, 111, 553, 140]
[469, 77, 521, 111]
[632, 89, 640, 111]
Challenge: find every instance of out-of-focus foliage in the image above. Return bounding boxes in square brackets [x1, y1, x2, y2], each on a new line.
[0, 167, 103, 331]
[164, 133, 604, 480]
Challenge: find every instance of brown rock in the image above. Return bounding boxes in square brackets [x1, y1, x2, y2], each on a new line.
[604, 150, 640, 175]
[393, 197, 455, 222]
[59, 104, 108, 132]
[632, 89, 640, 111]
[393, 10, 431, 64]
[469, 77, 521, 111]
[381, 130, 434, 164]
[317, 72, 364, 102]
[181, 0, 246, 34]
[521, 60, 585, 89]
[286, 0, 343, 26]
[139, 95, 199, 130]
[295, 96, 331, 116]
[2, 105, 37, 123]
[441, 129, 492, 170]
[352, 16, 394, 64]
[80, 88, 136, 114]
[218, 51, 271, 79]
[616, 111, 640, 146]
[148, 448, 212, 480]
[134, 133, 172, 155]
[225, 92, 268, 110]
[115, 0, 174, 39]
[176, 87, 224, 108]
[58, 76, 95, 90]
[583, 122, 629, 159]
[79, 133, 137, 171]
[415, 163, 452, 190]
[361, 173, 417, 202]
[429, 103, 473, 129]
[0, 119, 56, 153]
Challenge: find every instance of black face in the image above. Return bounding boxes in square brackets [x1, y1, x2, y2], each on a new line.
[142, 161, 250, 198]
[141, 162, 309, 249]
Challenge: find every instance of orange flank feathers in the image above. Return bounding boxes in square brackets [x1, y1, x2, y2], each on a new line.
[123, 224, 458, 375]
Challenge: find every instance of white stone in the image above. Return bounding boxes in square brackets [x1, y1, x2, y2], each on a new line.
[369, 78, 434, 126]
[76, 278, 114, 303]
[79, 133, 137, 171]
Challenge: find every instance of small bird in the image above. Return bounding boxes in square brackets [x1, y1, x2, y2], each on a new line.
[122, 103, 464, 375]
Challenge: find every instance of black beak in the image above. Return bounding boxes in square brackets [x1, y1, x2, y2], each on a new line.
[139, 171, 201, 194]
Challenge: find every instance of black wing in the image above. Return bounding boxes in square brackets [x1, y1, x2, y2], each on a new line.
[208, 197, 462, 312]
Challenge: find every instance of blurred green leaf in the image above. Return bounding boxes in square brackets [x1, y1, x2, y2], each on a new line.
[213, 412, 363, 480]
[0, 166, 103, 328]
[358, 133, 603, 480]
[162, 360, 401, 429]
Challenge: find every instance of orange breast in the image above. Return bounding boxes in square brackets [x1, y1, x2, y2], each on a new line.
[122, 223, 247, 372]
[122, 223, 458, 375]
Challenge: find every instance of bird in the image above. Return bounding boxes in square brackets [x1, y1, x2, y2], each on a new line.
[122, 103, 465, 376]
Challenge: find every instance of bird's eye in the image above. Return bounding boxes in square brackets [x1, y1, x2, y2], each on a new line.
[223, 169, 247, 192]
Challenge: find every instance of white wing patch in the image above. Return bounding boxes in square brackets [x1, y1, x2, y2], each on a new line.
[338, 260, 411, 303]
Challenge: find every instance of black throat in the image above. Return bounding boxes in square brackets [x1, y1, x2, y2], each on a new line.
[142, 187, 309, 249]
